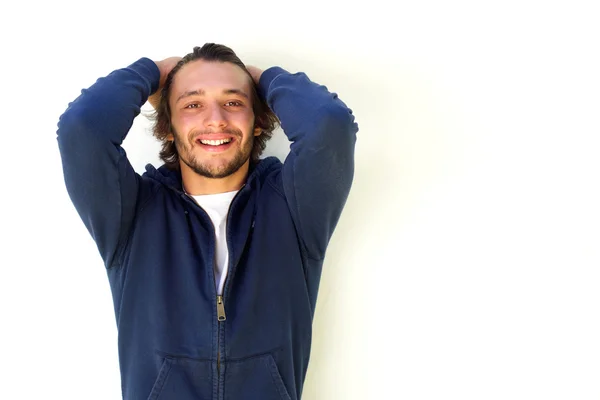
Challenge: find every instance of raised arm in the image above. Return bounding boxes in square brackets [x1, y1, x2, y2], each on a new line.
[56, 57, 175, 268]
[251, 66, 359, 261]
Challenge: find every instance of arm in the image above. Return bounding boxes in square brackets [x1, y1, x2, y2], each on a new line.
[252, 66, 359, 260]
[56, 57, 165, 268]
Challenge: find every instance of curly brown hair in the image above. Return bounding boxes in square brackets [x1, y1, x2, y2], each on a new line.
[150, 43, 279, 170]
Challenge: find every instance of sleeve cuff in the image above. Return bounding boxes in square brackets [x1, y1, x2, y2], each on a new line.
[257, 66, 289, 100]
[128, 57, 161, 95]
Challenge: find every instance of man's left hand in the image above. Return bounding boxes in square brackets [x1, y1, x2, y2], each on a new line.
[246, 65, 263, 85]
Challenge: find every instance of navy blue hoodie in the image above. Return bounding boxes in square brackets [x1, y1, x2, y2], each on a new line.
[57, 57, 357, 400]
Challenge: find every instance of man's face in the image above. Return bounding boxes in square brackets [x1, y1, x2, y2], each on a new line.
[168, 60, 260, 179]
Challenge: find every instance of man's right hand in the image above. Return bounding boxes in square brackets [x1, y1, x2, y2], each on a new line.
[149, 56, 182, 109]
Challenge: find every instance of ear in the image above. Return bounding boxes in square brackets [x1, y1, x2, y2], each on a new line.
[167, 133, 174, 141]
[253, 126, 262, 137]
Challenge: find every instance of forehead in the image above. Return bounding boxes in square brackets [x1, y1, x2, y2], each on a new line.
[171, 60, 251, 99]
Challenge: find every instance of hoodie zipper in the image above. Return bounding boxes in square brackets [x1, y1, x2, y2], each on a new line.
[213, 184, 245, 399]
[183, 191, 235, 387]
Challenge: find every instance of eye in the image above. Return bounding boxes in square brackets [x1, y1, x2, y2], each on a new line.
[184, 103, 201, 109]
[225, 101, 243, 107]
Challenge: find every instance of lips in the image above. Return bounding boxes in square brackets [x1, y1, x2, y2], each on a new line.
[194, 132, 236, 142]
[198, 138, 232, 146]
[195, 136, 236, 153]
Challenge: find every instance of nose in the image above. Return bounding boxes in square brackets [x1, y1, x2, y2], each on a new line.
[205, 103, 227, 129]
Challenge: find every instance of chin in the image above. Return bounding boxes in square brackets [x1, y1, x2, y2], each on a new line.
[198, 159, 245, 179]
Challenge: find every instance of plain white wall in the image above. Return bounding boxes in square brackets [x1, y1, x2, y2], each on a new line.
[2, 0, 599, 398]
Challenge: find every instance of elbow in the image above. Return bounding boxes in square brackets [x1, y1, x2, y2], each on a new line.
[56, 99, 108, 144]
[57, 104, 90, 139]
[317, 103, 359, 144]
[56, 104, 108, 155]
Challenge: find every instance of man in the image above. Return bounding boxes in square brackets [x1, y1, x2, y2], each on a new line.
[57, 43, 358, 400]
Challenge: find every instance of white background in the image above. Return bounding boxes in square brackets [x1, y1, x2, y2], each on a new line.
[1, 0, 599, 398]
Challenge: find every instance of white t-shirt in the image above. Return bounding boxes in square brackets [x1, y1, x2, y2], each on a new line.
[189, 190, 239, 295]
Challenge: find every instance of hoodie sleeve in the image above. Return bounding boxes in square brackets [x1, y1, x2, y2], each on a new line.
[258, 68, 358, 260]
[56, 57, 160, 268]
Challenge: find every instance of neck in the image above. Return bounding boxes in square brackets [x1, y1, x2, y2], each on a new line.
[180, 160, 249, 196]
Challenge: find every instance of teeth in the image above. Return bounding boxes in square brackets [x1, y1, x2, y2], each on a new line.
[200, 139, 231, 146]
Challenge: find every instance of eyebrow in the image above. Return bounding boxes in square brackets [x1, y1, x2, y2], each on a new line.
[175, 88, 249, 103]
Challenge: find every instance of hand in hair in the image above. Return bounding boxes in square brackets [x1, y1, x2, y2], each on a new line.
[246, 65, 264, 86]
[149, 57, 182, 109]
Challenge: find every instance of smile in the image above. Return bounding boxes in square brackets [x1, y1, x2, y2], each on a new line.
[199, 138, 232, 146]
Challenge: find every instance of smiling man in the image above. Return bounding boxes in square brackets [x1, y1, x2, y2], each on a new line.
[57, 43, 358, 400]
[159, 56, 272, 187]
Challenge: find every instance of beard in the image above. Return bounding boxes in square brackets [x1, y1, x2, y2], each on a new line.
[174, 126, 253, 179]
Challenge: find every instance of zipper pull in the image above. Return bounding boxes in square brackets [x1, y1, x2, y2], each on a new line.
[217, 295, 226, 321]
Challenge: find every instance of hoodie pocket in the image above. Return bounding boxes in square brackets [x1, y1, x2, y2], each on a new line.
[224, 353, 292, 400]
[147, 357, 213, 400]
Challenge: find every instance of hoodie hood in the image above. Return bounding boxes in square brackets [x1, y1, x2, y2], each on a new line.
[142, 156, 281, 193]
